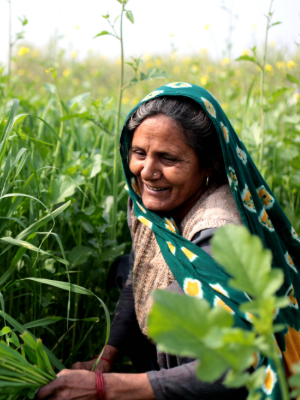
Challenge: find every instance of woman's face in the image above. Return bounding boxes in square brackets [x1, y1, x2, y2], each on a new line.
[129, 114, 208, 218]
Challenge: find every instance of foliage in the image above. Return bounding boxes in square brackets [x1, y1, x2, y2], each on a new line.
[0, 0, 299, 384]
[148, 225, 291, 399]
[0, 330, 56, 400]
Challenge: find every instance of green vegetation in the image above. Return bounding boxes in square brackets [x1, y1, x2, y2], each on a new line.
[149, 225, 300, 399]
[0, 0, 299, 393]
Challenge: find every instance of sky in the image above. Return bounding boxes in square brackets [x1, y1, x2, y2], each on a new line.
[0, 0, 299, 65]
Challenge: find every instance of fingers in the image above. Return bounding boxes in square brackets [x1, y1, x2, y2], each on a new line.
[72, 361, 84, 370]
[36, 377, 64, 399]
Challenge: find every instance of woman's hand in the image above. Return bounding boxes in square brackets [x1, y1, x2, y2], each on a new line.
[36, 369, 97, 400]
[37, 370, 156, 400]
[72, 345, 119, 373]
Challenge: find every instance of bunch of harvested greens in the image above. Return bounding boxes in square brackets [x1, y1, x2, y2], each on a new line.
[0, 328, 56, 400]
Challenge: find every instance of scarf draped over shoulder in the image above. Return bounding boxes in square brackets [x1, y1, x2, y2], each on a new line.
[119, 82, 300, 399]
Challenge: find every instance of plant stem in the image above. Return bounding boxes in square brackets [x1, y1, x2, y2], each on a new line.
[271, 343, 290, 400]
[52, 89, 64, 179]
[6, 0, 12, 96]
[111, 2, 125, 242]
[259, 0, 273, 171]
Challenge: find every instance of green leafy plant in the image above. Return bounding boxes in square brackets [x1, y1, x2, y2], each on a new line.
[0, 330, 56, 400]
[148, 225, 294, 400]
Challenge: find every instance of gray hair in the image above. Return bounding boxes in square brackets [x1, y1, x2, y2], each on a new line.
[125, 96, 227, 183]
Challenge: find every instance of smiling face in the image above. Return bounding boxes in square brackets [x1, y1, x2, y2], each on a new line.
[129, 114, 209, 220]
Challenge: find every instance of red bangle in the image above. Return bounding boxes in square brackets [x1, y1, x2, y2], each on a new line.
[92, 355, 115, 368]
[95, 371, 105, 400]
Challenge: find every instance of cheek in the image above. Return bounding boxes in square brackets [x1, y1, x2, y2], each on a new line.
[129, 157, 141, 175]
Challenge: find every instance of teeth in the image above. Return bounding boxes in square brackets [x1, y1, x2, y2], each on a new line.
[147, 185, 166, 191]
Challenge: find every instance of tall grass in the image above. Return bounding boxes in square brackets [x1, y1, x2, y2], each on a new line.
[0, 0, 299, 372]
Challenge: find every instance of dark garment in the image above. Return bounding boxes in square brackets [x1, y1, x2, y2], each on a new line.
[107, 228, 248, 400]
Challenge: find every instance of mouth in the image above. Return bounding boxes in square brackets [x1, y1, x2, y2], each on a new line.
[144, 183, 169, 193]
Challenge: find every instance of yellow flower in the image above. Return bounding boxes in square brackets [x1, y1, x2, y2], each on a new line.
[204, 24, 210, 30]
[221, 57, 230, 65]
[200, 75, 209, 85]
[73, 78, 80, 85]
[276, 61, 285, 69]
[173, 66, 181, 74]
[122, 97, 130, 104]
[40, 86, 46, 93]
[241, 49, 250, 56]
[190, 65, 199, 73]
[18, 47, 30, 56]
[71, 51, 77, 59]
[221, 103, 228, 110]
[131, 97, 139, 106]
[183, 57, 191, 65]
[154, 58, 162, 66]
[200, 48, 208, 54]
[144, 53, 151, 61]
[270, 41, 276, 48]
[75, 25, 80, 30]
[146, 61, 153, 69]
[170, 53, 176, 61]
[63, 68, 72, 77]
[252, 24, 257, 29]
[116, 57, 122, 65]
[287, 60, 296, 70]
[169, 33, 174, 37]
[18, 69, 25, 76]
[293, 93, 300, 103]
[264, 64, 273, 72]
[207, 65, 214, 72]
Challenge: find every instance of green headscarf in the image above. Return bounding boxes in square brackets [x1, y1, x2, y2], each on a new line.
[120, 82, 300, 399]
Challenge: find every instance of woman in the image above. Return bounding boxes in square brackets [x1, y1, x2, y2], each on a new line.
[37, 83, 300, 400]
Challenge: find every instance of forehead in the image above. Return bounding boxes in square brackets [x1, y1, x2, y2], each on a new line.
[131, 115, 187, 150]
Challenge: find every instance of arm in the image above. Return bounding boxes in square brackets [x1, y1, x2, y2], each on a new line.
[37, 370, 156, 400]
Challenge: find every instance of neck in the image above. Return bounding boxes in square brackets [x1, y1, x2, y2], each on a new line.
[170, 184, 207, 224]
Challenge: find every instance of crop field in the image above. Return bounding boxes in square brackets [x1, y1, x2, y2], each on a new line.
[0, 1, 300, 377]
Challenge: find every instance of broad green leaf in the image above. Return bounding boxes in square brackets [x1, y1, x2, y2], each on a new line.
[44, 83, 56, 94]
[93, 31, 110, 38]
[90, 154, 102, 178]
[99, 243, 125, 262]
[236, 55, 257, 63]
[126, 10, 134, 24]
[211, 225, 278, 298]
[60, 111, 90, 121]
[68, 246, 93, 267]
[287, 74, 300, 85]
[66, 92, 90, 110]
[48, 175, 84, 204]
[146, 68, 170, 80]
[268, 88, 289, 104]
[149, 290, 233, 359]
[0, 326, 11, 335]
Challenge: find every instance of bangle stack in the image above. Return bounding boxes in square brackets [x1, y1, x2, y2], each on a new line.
[95, 371, 105, 400]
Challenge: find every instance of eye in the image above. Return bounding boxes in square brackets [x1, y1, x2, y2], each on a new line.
[161, 156, 177, 164]
[132, 149, 146, 158]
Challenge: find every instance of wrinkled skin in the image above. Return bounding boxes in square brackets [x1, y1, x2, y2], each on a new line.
[129, 114, 210, 221]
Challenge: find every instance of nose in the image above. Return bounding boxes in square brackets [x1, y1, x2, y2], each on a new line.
[140, 156, 161, 181]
